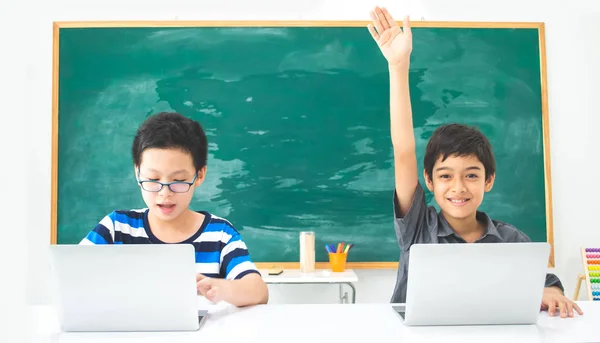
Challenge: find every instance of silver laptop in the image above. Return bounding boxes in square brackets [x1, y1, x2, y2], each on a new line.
[394, 242, 550, 326]
[49, 244, 205, 332]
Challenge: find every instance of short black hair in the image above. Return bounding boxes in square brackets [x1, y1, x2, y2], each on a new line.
[132, 112, 208, 171]
[423, 123, 495, 182]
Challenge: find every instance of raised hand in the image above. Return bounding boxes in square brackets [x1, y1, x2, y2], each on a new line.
[367, 6, 412, 67]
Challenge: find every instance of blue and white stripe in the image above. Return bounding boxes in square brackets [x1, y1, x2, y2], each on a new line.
[80, 209, 259, 280]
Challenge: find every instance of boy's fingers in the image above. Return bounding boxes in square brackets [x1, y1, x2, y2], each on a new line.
[197, 278, 214, 296]
[402, 15, 412, 35]
[370, 10, 385, 35]
[198, 277, 213, 285]
[572, 301, 584, 315]
[382, 7, 398, 28]
[367, 24, 379, 41]
[375, 7, 389, 29]
[566, 301, 574, 317]
[196, 284, 209, 296]
[197, 281, 210, 290]
[207, 287, 222, 302]
[557, 299, 567, 318]
[547, 299, 557, 316]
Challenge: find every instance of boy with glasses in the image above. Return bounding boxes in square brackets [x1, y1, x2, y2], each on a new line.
[80, 112, 268, 307]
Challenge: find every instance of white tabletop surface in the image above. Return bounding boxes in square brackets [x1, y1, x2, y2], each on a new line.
[29, 301, 600, 343]
[259, 268, 358, 283]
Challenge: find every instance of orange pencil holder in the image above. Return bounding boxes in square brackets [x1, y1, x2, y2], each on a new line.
[328, 252, 348, 272]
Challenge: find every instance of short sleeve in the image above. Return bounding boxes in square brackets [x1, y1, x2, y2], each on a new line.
[79, 213, 115, 245]
[544, 273, 564, 292]
[219, 231, 260, 280]
[393, 182, 431, 249]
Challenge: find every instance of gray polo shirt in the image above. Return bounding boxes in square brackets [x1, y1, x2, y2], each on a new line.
[390, 182, 563, 303]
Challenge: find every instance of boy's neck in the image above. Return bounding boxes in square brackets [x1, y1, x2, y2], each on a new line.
[148, 209, 205, 243]
[442, 212, 485, 243]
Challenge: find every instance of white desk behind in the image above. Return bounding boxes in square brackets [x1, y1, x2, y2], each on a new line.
[30, 301, 600, 343]
[259, 269, 358, 303]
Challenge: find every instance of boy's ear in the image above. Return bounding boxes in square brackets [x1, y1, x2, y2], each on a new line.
[485, 173, 496, 192]
[195, 166, 207, 186]
[424, 169, 434, 192]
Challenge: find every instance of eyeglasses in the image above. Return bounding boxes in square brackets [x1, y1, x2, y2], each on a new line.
[137, 170, 198, 193]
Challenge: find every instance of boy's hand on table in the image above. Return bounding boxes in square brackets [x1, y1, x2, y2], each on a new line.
[541, 287, 583, 318]
[196, 273, 232, 304]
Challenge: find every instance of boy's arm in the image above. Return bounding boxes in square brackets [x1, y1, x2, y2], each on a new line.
[515, 232, 582, 317]
[197, 231, 268, 306]
[368, 7, 417, 216]
[196, 273, 268, 307]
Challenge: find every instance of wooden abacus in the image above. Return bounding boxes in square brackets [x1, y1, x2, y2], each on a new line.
[574, 247, 600, 301]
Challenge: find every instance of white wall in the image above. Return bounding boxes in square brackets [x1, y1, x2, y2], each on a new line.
[0, 4, 30, 339]
[17, 0, 600, 305]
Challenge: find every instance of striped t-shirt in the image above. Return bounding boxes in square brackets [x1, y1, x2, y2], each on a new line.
[80, 209, 260, 280]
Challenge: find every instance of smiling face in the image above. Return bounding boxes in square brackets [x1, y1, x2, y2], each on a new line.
[425, 153, 495, 221]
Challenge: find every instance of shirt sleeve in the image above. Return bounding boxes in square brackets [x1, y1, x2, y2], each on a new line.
[79, 213, 115, 245]
[219, 230, 260, 280]
[393, 182, 431, 249]
[544, 273, 564, 292]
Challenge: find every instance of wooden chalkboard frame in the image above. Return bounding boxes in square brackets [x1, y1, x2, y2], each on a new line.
[50, 20, 554, 269]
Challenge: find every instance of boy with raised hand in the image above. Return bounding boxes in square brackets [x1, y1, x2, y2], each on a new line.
[367, 6, 582, 318]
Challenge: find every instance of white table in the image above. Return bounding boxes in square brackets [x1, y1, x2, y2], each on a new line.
[29, 301, 600, 343]
[260, 268, 358, 303]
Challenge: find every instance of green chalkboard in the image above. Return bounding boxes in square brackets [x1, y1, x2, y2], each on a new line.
[52, 22, 553, 264]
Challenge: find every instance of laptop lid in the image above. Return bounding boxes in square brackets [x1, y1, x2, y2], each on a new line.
[402, 242, 550, 326]
[49, 244, 201, 332]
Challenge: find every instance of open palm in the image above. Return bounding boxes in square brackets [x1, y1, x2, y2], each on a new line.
[368, 7, 412, 66]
